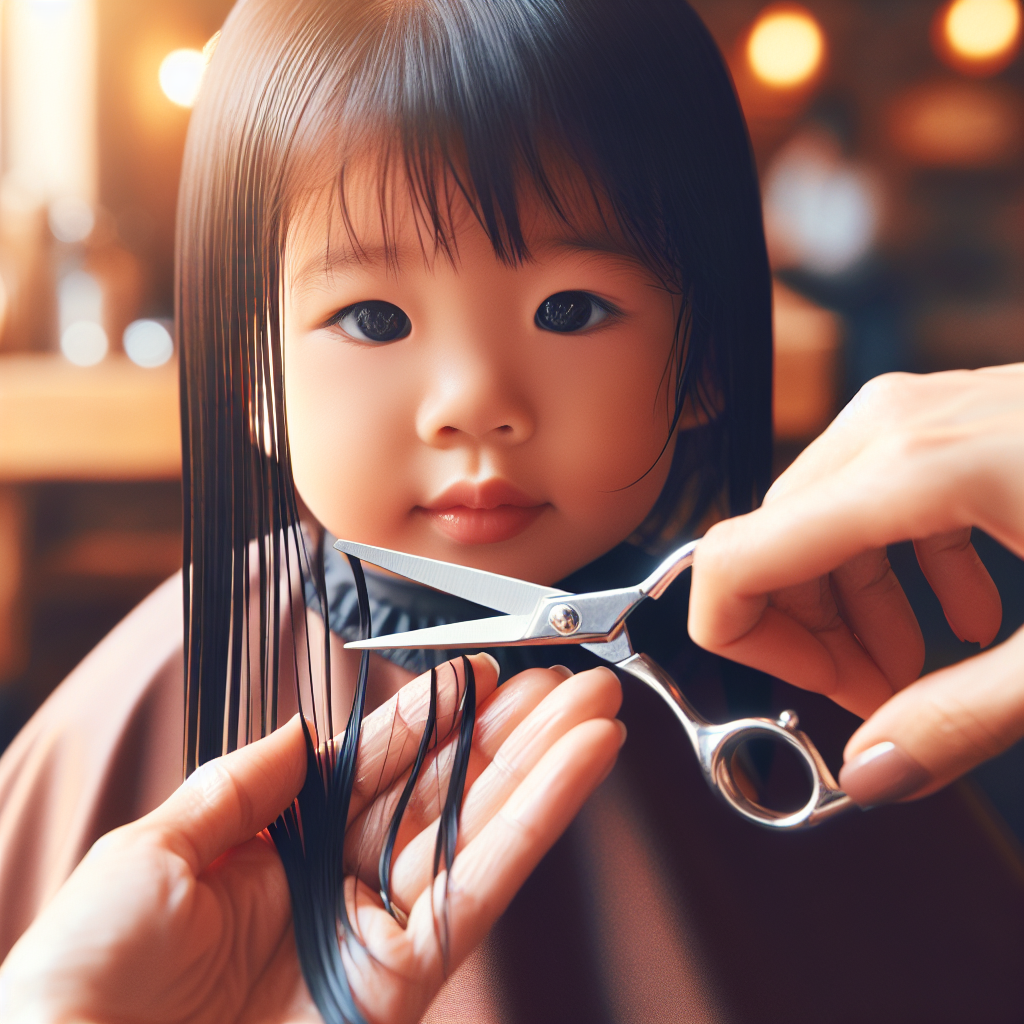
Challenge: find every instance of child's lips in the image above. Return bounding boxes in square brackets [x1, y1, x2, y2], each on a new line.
[417, 479, 548, 545]
[420, 504, 548, 545]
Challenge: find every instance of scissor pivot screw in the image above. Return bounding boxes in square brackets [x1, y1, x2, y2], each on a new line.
[548, 603, 582, 635]
[778, 710, 799, 730]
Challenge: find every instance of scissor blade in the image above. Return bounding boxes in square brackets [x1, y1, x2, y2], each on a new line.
[344, 614, 534, 650]
[333, 538, 566, 615]
[582, 632, 635, 664]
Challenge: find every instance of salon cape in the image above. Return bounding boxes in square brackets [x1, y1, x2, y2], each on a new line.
[1, 544, 1022, 1024]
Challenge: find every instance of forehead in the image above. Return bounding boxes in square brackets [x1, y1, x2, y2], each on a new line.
[285, 159, 648, 287]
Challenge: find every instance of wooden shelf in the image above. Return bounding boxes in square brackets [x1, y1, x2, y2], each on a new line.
[0, 354, 180, 481]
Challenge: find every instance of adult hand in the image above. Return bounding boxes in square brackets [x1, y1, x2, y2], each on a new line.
[0, 655, 624, 1023]
[688, 365, 1024, 808]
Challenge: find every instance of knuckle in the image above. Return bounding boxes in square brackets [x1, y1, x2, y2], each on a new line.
[192, 759, 251, 830]
[883, 423, 925, 462]
[862, 558, 902, 598]
[491, 750, 525, 787]
[86, 823, 135, 861]
[918, 528, 973, 557]
[915, 687, 1006, 765]
[854, 372, 911, 412]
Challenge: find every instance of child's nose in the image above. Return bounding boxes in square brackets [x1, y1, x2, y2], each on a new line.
[415, 355, 534, 448]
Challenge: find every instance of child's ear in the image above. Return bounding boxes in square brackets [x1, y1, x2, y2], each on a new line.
[674, 362, 725, 432]
[665, 291, 725, 432]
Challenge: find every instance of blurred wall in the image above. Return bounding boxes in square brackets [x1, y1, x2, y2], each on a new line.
[97, 0, 234, 317]
[694, 0, 1023, 393]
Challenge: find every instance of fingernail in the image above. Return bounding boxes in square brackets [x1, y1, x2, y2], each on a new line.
[549, 664, 573, 679]
[946, 616, 966, 644]
[839, 741, 931, 808]
[615, 719, 628, 747]
[478, 652, 500, 676]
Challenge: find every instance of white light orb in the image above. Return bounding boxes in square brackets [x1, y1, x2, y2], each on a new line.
[58, 270, 103, 328]
[159, 48, 206, 108]
[764, 137, 881, 276]
[49, 197, 95, 243]
[124, 319, 174, 368]
[61, 321, 108, 366]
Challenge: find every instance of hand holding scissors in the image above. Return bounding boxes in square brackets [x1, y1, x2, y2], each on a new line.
[335, 537, 853, 829]
[690, 367, 1024, 809]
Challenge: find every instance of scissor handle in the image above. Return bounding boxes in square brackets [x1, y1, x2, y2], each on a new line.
[638, 539, 699, 600]
[618, 653, 853, 829]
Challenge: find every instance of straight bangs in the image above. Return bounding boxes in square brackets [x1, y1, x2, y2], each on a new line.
[279, 2, 679, 281]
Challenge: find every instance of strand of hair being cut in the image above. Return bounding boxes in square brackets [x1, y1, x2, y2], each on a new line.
[269, 552, 371, 1024]
[270, 555, 479, 1024]
[376, 655, 476, 957]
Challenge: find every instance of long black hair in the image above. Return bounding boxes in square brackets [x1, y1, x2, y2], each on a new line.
[177, 0, 771, 1019]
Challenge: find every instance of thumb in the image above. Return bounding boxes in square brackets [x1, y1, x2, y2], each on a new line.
[141, 713, 309, 874]
[839, 627, 1024, 807]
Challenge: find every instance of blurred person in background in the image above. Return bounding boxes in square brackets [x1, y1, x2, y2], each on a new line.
[763, 96, 909, 397]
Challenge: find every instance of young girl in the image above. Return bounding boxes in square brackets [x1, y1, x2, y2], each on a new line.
[2, 1, 1021, 1022]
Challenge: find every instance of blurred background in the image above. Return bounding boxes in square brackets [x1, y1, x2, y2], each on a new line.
[0, 0, 1020, 839]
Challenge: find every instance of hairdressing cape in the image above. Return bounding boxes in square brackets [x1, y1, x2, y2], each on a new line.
[1, 571, 1022, 1024]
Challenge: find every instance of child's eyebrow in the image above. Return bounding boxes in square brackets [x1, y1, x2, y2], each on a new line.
[289, 232, 647, 293]
[290, 244, 390, 291]
[535, 233, 645, 267]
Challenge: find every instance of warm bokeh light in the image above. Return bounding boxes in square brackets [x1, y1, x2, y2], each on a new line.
[889, 81, 1021, 167]
[158, 48, 206, 108]
[5, 0, 97, 205]
[946, 0, 1021, 59]
[748, 7, 825, 88]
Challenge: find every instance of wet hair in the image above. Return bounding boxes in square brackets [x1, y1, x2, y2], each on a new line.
[177, 0, 772, 1019]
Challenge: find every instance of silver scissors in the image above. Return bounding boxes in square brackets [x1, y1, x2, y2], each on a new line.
[334, 538, 853, 830]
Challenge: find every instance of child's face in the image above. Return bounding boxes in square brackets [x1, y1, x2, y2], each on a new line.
[284, 175, 681, 585]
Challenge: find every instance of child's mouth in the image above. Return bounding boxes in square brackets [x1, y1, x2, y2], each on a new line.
[417, 480, 548, 545]
[420, 505, 547, 545]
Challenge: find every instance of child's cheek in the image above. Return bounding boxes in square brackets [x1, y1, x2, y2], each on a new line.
[524, 329, 676, 562]
[284, 337, 418, 542]
[541, 332, 674, 489]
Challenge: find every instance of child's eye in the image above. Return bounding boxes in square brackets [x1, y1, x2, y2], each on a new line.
[330, 301, 411, 343]
[534, 291, 614, 333]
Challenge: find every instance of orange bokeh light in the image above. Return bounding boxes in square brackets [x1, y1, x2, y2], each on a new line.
[933, 0, 1021, 76]
[747, 5, 825, 89]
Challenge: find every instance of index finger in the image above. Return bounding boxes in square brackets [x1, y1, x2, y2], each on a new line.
[763, 373, 902, 506]
[689, 435, 977, 655]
